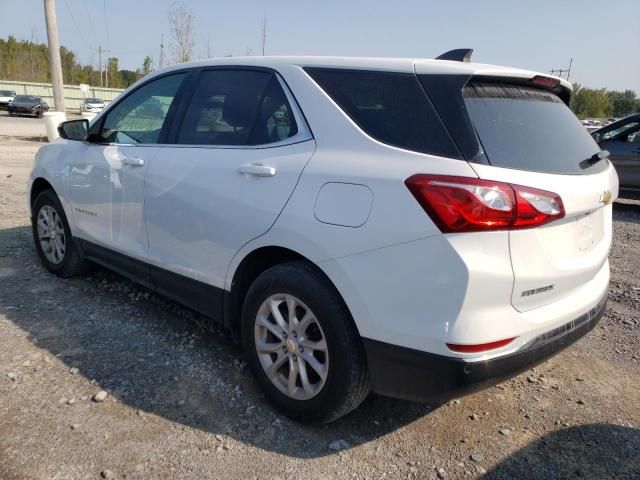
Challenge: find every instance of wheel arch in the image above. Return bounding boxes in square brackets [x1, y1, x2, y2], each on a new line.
[30, 177, 55, 213]
[225, 245, 359, 337]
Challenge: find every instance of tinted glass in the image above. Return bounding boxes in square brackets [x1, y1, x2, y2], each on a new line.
[464, 83, 605, 174]
[101, 73, 185, 144]
[305, 68, 459, 158]
[602, 121, 639, 141]
[14, 95, 40, 103]
[177, 70, 273, 145]
[249, 78, 298, 144]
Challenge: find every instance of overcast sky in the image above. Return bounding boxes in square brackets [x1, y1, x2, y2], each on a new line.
[1, 0, 639, 91]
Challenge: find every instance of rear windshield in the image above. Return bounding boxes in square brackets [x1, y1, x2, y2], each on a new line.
[0, 90, 14, 96]
[305, 68, 460, 159]
[464, 83, 605, 174]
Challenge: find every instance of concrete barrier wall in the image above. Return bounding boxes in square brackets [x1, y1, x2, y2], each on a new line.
[0, 80, 124, 113]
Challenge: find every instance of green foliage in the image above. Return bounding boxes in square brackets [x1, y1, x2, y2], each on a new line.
[570, 83, 612, 119]
[142, 56, 153, 76]
[607, 89, 640, 118]
[0, 35, 150, 88]
[571, 83, 639, 119]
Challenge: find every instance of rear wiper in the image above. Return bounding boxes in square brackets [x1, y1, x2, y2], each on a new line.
[580, 150, 609, 169]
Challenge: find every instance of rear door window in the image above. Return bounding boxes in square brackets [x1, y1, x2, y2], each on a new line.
[305, 68, 460, 158]
[176, 70, 298, 146]
[463, 83, 605, 174]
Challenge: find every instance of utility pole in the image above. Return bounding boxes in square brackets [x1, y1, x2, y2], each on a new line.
[159, 33, 165, 68]
[43, 0, 65, 112]
[91, 46, 111, 87]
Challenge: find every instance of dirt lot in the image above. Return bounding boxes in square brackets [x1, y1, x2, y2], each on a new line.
[0, 113, 639, 480]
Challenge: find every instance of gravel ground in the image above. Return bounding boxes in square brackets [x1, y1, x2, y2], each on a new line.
[1, 113, 639, 480]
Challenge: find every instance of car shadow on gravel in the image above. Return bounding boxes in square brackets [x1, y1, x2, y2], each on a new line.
[614, 201, 640, 223]
[0, 225, 434, 459]
[484, 424, 640, 479]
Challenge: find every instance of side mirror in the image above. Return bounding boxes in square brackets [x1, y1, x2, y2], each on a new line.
[592, 132, 601, 144]
[58, 119, 89, 141]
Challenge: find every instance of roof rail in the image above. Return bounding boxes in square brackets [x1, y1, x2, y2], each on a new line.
[436, 49, 473, 63]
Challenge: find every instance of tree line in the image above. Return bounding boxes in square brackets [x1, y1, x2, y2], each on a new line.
[0, 36, 153, 89]
[570, 84, 640, 119]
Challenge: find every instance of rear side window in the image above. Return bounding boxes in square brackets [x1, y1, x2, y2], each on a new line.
[177, 70, 298, 146]
[464, 83, 605, 174]
[305, 68, 459, 158]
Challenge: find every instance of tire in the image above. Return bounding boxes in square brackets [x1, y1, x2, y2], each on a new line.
[241, 261, 370, 424]
[31, 189, 91, 277]
[37, 110, 43, 118]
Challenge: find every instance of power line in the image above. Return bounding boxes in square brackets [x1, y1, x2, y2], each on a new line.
[83, 0, 98, 45]
[63, 0, 90, 46]
[103, 0, 112, 51]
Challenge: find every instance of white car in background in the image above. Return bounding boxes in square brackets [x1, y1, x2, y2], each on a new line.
[28, 51, 617, 423]
[0, 89, 16, 110]
[80, 98, 106, 113]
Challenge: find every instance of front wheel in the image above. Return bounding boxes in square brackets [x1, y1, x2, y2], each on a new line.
[241, 261, 370, 424]
[31, 189, 91, 277]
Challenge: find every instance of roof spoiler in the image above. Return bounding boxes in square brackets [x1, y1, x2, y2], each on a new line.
[436, 49, 473, 63]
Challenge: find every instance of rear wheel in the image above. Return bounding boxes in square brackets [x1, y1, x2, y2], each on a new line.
[31, 189, 91, 277]
[241, 261, 370, 423]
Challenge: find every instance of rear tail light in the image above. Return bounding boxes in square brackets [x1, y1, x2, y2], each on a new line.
[405, 175, 564, 232]
[446, 337, 516, 353]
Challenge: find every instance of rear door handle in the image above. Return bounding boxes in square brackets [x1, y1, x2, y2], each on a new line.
[238, 164, 276, 177]
[121, 157, 145, 167]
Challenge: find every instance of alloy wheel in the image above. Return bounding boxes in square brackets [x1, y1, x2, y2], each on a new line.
[254, 293, 329, 400]
[36, 205, 66, 264]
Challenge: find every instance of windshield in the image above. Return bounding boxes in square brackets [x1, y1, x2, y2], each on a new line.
[14, 95, 40, 103]
[464, 83, 606, 174]
[0, 90, 14, 97]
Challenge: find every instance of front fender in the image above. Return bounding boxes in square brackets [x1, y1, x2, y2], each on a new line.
[29, 140, 76, 222]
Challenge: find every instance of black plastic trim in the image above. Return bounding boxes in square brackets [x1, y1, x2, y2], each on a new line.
[362, 295, 607, 403]
[417, 73, 485, 163]
[77, 239, 226, 326]
[436, 48, 473, 63]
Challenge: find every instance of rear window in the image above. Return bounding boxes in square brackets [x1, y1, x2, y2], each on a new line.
[464, 83, 605, 174]
[305, 68, 459, 159]
[14, 95, 40, 103]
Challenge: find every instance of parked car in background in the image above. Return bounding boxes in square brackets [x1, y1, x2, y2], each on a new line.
[593, 113, 640, 199]
[7, 95, 49, 118]
[0, 89, 16, 109]
[29, 53, 616, 423]
[81, 98, 106, 113]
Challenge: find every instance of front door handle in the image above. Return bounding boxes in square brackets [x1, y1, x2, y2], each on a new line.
[121, 157, 145, 167]
[238, 164, 276, 177]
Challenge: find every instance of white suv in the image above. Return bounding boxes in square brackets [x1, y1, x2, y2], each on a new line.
[29, 51, 618, 423]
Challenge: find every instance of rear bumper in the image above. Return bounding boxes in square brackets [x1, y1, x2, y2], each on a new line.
[363, 294, 607, 403]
